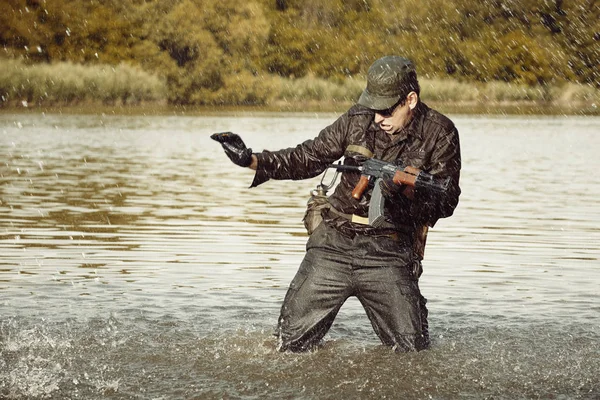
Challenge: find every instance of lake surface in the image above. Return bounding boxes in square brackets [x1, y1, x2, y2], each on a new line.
[1, 111, 599, 399]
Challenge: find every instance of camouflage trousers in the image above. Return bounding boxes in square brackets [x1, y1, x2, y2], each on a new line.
[276, 222, 429, 352]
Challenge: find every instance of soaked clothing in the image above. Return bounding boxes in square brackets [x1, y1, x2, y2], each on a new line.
[276, 222, 429, 352]
[251, 102, 461, 352]
[252, 102, 461, 235]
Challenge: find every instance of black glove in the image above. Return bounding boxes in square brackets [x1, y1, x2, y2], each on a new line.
[210, 132, 253, 167]
[379, 178, 405, 198]
[379, 178, 415, 200]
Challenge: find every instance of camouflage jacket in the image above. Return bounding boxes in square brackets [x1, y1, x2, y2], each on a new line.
[251, 102, 461, 237]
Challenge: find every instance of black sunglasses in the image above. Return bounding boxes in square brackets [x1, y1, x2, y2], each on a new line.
[375, 98, 406, 117]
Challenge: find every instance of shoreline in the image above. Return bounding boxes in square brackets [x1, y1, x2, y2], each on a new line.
[3, 59, 598, 117]
[1, 100, 598, 117]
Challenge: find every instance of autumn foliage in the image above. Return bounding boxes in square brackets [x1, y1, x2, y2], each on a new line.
[1, 0, 598, 106]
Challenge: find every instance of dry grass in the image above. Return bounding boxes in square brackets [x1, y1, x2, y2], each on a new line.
[271, 74, 598, 108]
[1, 58, 597, 113]
[0, 58, 166, 107]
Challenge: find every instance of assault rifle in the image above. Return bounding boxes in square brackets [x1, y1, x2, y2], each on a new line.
[328, 158, 450, 228]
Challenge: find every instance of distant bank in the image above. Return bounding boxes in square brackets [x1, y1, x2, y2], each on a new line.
[1, 59, 598, 116]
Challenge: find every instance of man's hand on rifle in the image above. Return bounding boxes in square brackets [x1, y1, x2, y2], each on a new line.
[211, 132, 254, 168]
[379, 178, 401, 198]
[379, 178, 415, 200]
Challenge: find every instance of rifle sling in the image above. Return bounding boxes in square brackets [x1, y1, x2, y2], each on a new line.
[346, 145, 373, 158]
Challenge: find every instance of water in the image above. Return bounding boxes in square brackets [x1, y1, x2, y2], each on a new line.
[1, 111, 599, 399]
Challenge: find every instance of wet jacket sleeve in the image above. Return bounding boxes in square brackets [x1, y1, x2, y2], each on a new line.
[249, 115, 348, 187]
[411, 126, 461, 226]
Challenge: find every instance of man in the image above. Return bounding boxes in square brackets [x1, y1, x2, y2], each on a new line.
[212, 55, 461, 352]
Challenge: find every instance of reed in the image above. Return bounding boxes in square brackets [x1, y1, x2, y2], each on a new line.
[419, 79, 548, 103]
[268, 74, 598, 107]
[1, 58, 597, 111]
[270, 74, 364, 104]
[0, 59, 166, 107]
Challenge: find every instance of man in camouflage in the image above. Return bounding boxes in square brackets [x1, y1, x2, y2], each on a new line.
[212, 55, 461, 352]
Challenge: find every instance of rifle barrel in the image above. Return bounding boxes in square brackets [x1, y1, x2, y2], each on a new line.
[328, 164, 361, 172]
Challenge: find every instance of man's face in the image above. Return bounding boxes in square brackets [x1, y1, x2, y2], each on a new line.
[373, 92, 418, 135]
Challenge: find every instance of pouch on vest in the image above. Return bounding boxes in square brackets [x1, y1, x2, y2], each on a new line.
[302, 166, 340, 235]
[303, 188, 330, 235]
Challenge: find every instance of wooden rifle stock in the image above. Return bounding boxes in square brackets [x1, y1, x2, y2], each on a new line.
[351, 176, 370, 199]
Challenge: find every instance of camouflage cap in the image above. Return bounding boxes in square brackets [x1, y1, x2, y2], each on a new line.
[358, 56, 416, 110]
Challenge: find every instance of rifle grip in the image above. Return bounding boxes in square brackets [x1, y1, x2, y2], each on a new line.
[352, 175, 370, 199]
